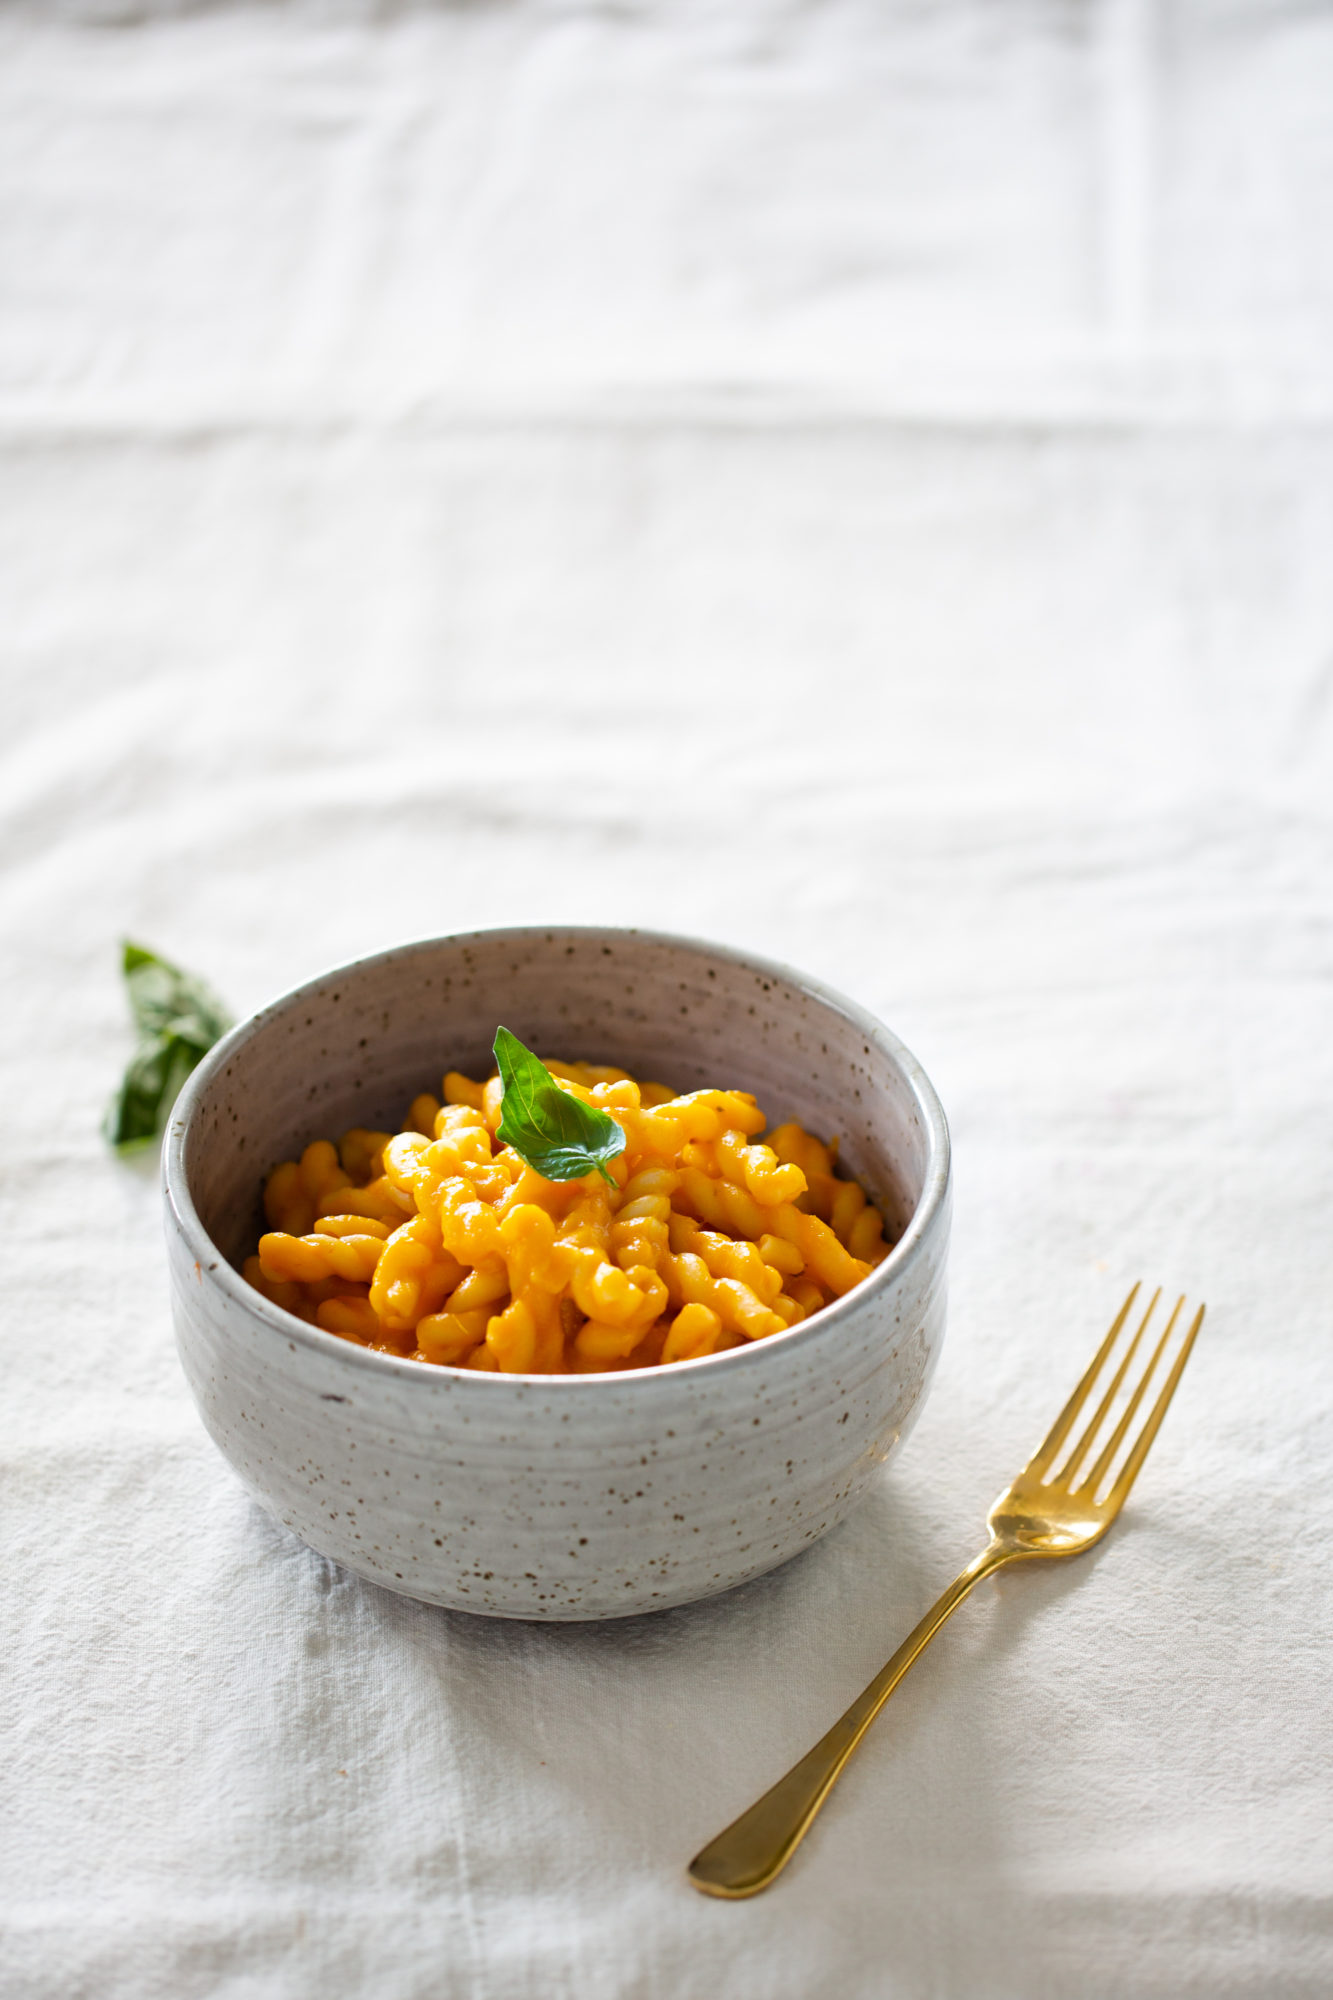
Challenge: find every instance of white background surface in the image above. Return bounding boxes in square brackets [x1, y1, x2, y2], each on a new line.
[3, 3, 1332, 1995]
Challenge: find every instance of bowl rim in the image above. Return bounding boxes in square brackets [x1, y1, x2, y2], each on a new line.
[164, 925, 950, 1392]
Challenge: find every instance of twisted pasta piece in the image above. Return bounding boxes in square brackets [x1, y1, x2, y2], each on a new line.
[413, 1305, 490, 1366]
[574, 1315, 651, 1367]
[315, 1177, 413, 1228]
[442, 1070, 486, 1112]
[663, 1251, 785, 1342]
[483, 1297, 541, 1374]
[257, 1230, 385, 1287]
[673, 1165, 768, 1242]
[499, 1203, 566, 1296]
[848, 1204, 888, 1262]
[610, 1197, 670, 1274]
[314, 1213, 391, 1241]
[568, 1251, 667, 1331]
[337, 1128, 392, 1182]
[758, 1231, 804, 1276]
[667, 1212, 784, 1303]
[660, 1301, 726, 1363]
[317, 1296, 381, 1344]
[715, 1127, 808, 1206]
[369, 1213, 463, 1332]
[446, 1262, 510, 1315]
[263, 1139, 352, 1236]
[405, 1092, 442, 1136]
[789, 1276, 829, 1316]
[436, 1179, 503, 1264]
[242, 1254, 312, 1322]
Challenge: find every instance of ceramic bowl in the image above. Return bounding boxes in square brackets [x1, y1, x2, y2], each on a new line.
[164, 928, 950, 1620]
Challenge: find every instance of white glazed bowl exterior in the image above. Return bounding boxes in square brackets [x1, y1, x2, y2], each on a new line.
[164, 929, 950, 1620]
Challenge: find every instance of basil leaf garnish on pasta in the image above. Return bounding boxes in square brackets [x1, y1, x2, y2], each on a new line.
[492, 1026, 625, 1185]
[104, 942, 233, 1151]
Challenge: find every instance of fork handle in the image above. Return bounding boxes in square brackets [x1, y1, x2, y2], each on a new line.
[687, 1543, 1014, 1898]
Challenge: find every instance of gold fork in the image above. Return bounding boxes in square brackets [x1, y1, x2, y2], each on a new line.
[688, 1283, 1205, 1899]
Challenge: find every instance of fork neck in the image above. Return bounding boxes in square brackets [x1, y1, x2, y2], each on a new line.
[967, 1541, 1020, 1584]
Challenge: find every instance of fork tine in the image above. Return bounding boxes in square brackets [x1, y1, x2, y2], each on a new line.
[1105, 1301, 1206, 1511]
[1027, 1282, 1144, 1476]
[1071, 1294, 1184, 1496]
[1059, 1289, 1166, 1489]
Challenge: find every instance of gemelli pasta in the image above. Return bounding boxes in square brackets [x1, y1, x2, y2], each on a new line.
[244, 1057, 890, 1374]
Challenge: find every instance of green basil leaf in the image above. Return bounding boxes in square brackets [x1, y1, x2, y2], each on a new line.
[492, 1026, 625, 1185]
[104, 942, 233, 1151]
[122, 941, 231, 1047]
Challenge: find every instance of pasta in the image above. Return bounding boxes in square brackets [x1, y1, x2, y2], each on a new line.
[242, 1057, 891, 1375]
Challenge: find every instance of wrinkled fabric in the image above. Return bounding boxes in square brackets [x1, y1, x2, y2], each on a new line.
[2, 4, 1332, 1997]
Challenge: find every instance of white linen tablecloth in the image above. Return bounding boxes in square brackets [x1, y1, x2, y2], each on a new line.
[3, 4, 1332, 1995]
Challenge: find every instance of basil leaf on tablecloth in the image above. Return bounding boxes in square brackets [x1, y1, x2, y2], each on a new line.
[492, 1025, 625, 1185]
[104, 941, 233, 1150]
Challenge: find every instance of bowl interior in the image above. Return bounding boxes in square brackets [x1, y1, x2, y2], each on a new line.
[179, 929, 940, 1279]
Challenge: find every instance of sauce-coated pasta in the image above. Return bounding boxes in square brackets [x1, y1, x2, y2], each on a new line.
[243, 1058, 891, 1373]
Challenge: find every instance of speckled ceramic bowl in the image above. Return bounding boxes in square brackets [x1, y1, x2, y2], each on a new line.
[164, 928, 950, 1620]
